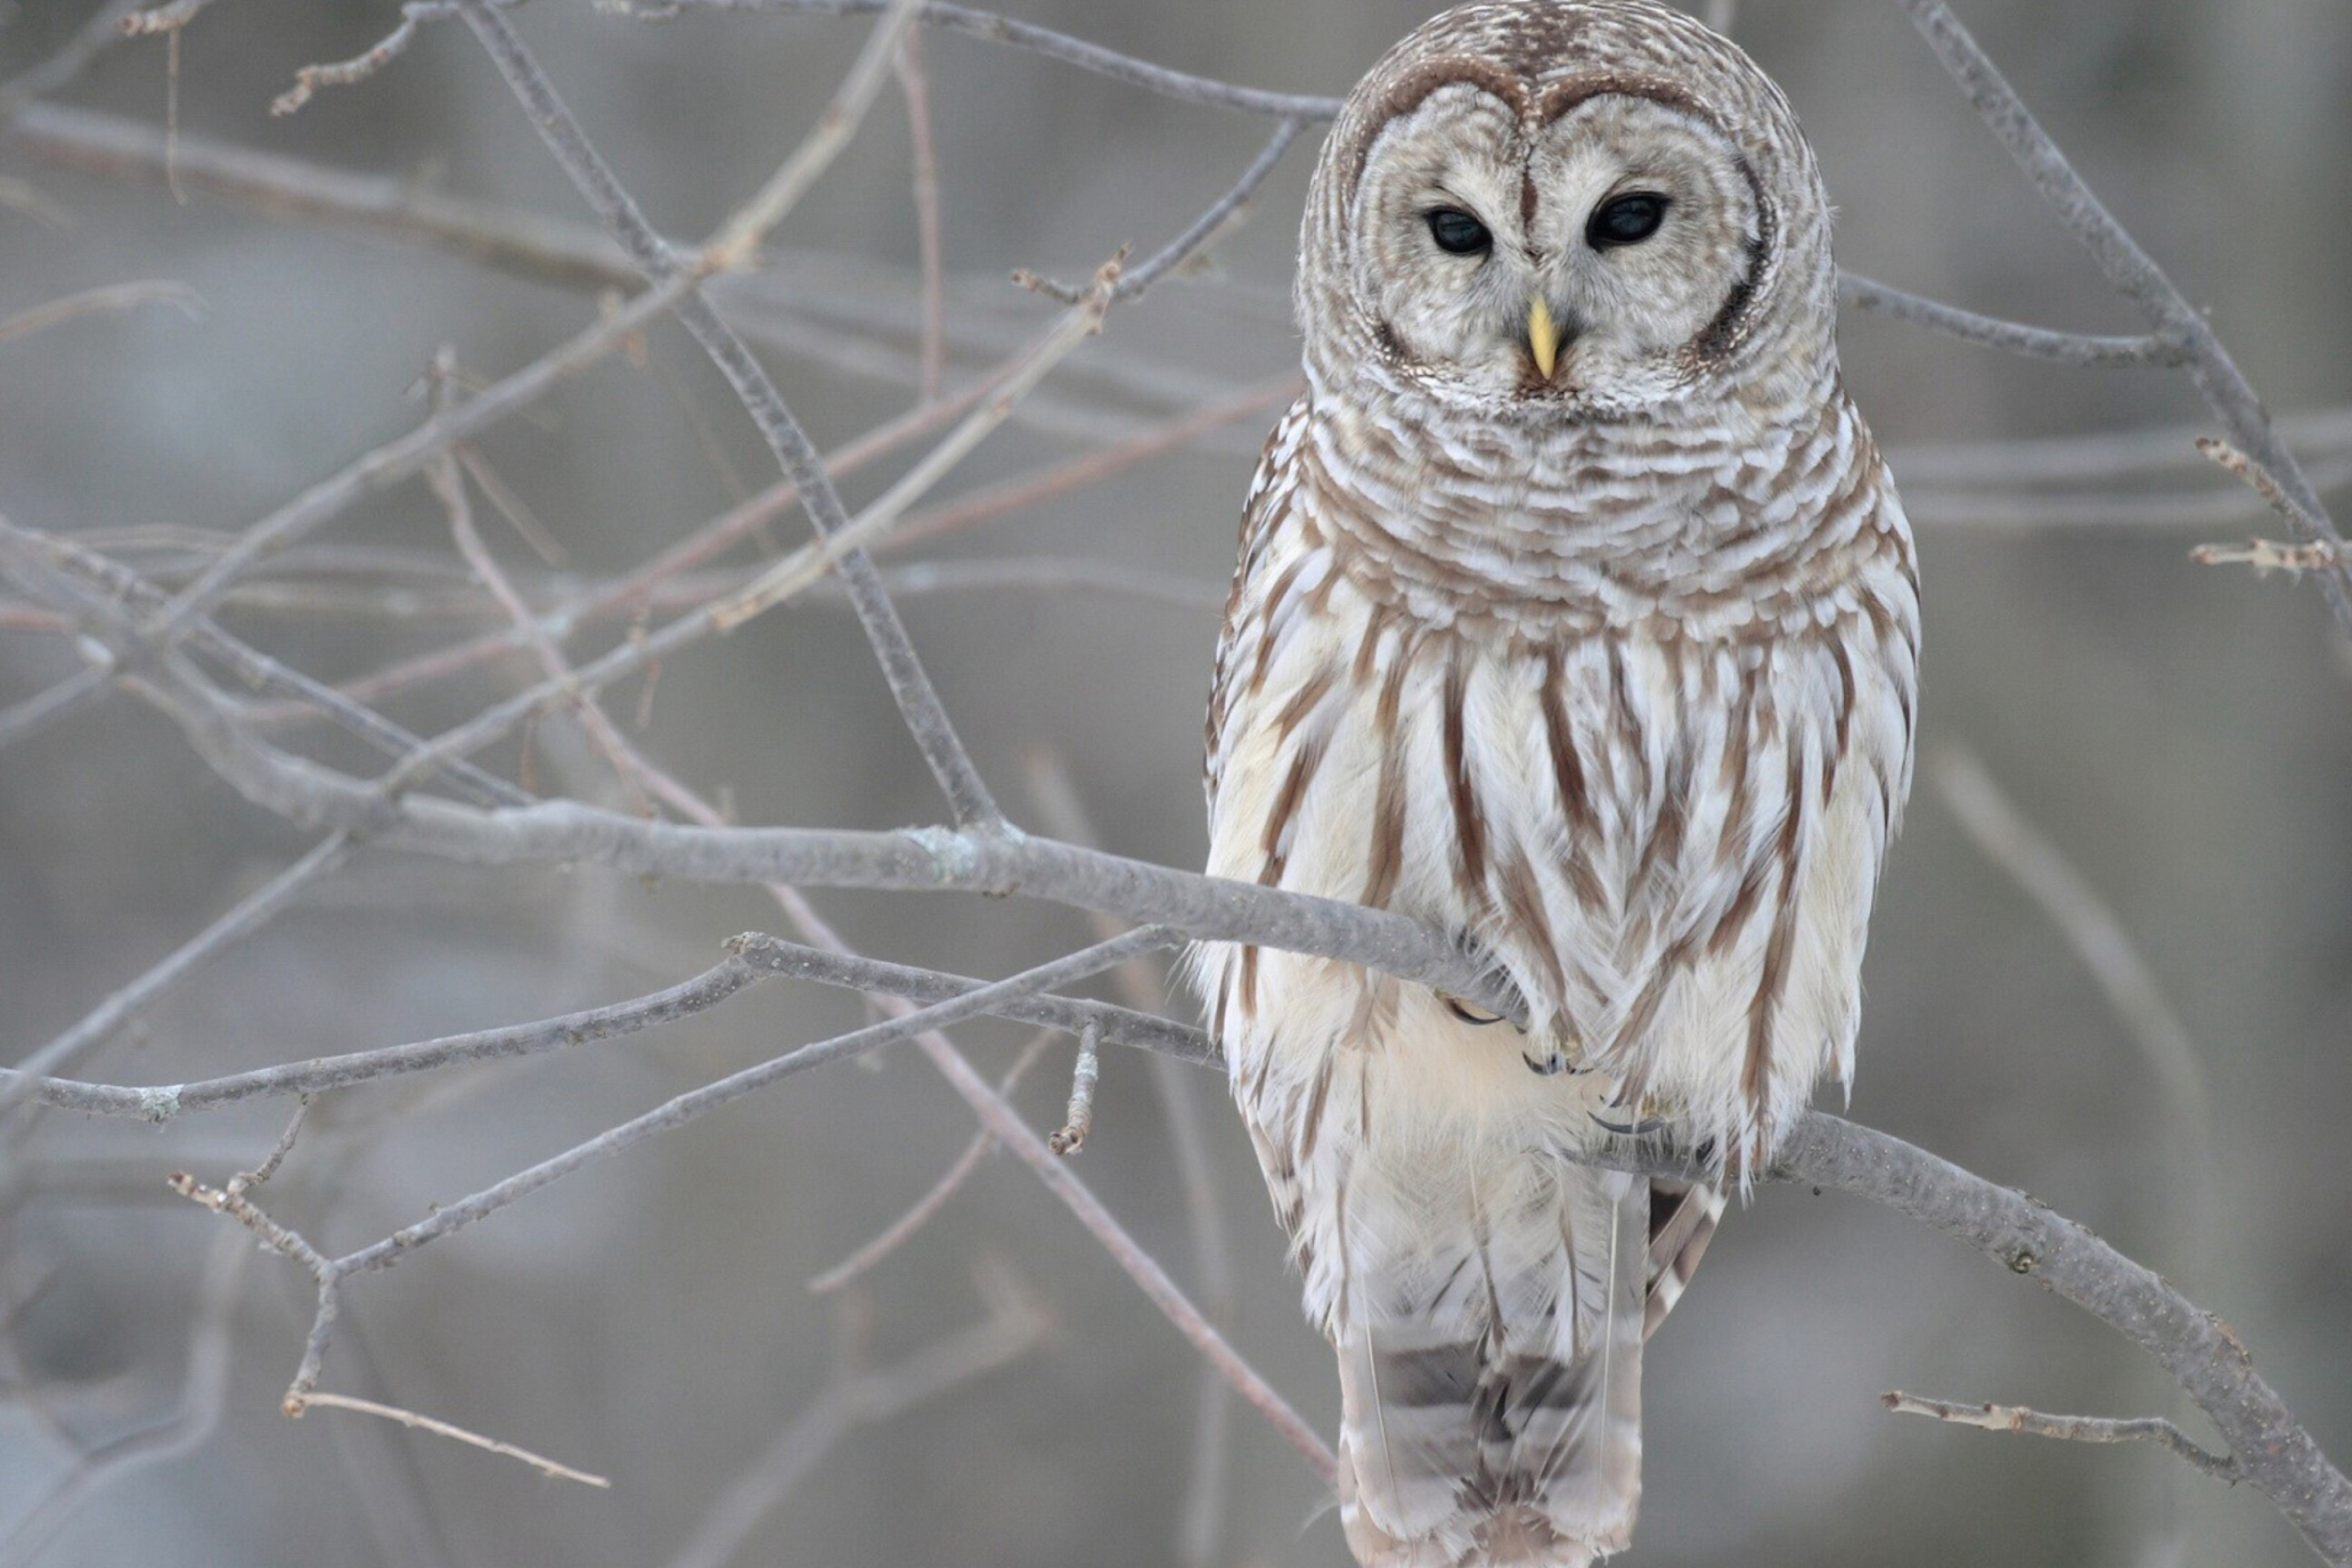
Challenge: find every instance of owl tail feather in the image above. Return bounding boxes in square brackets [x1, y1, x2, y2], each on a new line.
[1332, 1170, 1649, 1568]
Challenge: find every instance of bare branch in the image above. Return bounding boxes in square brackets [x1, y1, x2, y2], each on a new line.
[0, 665, 111, 749]
[6, 104, 637, 293]
[622, 0, 1344, 121]
[270, 2, 524, 117]
[2, 833, 354, 1126]
[0, 279, 203, 345]
[2195, 436, 2341, 554]
[804, 1031, 1058, 1294]
[0, 516, 522, 808]
[287, 1392, 609, 1488]
[0, 953, 769, 1119]
[1838, 272, 2182, 368]
[707, 261, 1117, 629]
[1882, 1390, 2238, 1482]
[454, 0, 1007, 829]
[704, 0, 924, 272]
[1047, 1019, 1101, 1155]
[269, 359, 1034, 727]
[1895, 0, 2352, 635]
[893, 29, 947, 399]
[2190, 537, 2341, 576]
[1931, 749, 2214, 1143]
[1020, 117, 1307, 305]
[1021, 748, 1237, 1568]
[146, 274, 696, 635]
[0, 1, 144, 111]
[331, 928, 1172, 1275]
[1779, 1116, 2352, 1561]
[167, 1169, 332, 1276]
[665, 1263, 1047, 1568]
[230, 1099, 311, 1196]
[116, 2, 214, 37]
[87, 657, 1520, 1009]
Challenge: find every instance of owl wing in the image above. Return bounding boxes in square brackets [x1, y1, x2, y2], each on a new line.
[1205, 394, 1312, 813]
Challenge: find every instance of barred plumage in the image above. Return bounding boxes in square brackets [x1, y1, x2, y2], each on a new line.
[1198, 4, 1918, 1564]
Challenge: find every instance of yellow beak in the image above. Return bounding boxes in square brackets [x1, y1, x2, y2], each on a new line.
[1527, 297, 1561, 381]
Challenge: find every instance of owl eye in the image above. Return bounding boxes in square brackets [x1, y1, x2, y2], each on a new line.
[1425, 207, 1492, 256]
[1586, 192, 1671, 250]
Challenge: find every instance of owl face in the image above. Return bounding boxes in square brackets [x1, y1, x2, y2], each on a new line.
[1301, 1, 1834, 425]
[1353, 88, 1763, 412]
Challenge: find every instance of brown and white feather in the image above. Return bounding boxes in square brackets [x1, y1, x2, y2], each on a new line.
[1198, 5, 1917, 1564]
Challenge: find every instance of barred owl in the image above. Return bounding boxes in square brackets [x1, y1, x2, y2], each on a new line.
[1197, 3, 1919, 1564]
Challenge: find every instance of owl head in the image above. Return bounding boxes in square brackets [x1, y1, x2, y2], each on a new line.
[1298, 0, 1837, 423]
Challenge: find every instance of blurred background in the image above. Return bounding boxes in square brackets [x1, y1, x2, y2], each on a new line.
[1, 1, 2347, 1564]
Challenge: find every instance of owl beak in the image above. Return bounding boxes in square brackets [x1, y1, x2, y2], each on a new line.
[1526, 297, 1561, 381]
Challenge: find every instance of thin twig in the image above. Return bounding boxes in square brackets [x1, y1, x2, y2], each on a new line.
[0, 0, 144, 111]
[147, 274, 697, 635]
[707, 258, 1119, 629]
[621, 0, 1343, 120]
[1895, 0, 2352, 635]
[1020, 748, 1235, 1568]
[0, 953, 770, 1119]
[0, 518, 520, 808]
[664, 1263, 1047, 1568]
[1882, 1391, 2238, 1482]
[455, 0, 1008, 830]
[167, 1169, 332, 1276]
[1776, 1116, 2352, 1561]
[116, 1, 213, 37]
[1839, 272, 2182, 368]
[1, 834, 354, 1129]
[1048, 1020, 1100, 1155]
[428, 374, 658, 816]
[804, 1031, 1058, 1294]
[230, 1099, 312, 1195]
[6, 104, 637, 292]
[288, 1392, 610, 1488]
[273, 361, 1025, 726]
[330, 929, 1171, 1274]
[0, 665, 111, 749]
[2194, 438, 2344, 579]
[702, 0, 924, 272]
[881, 372, 1298, 550]
[2189, 537, 2340, 576]
[0, 279, 203, 345]
[894, 28, 947, 400]
[1018, 118, 1305, 304]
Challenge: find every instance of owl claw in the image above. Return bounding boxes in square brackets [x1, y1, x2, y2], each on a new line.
[1441, 994, 1508, 1027]
[1521, 1050, 1575, 1076]
[1588, 1111, 1669, 1135]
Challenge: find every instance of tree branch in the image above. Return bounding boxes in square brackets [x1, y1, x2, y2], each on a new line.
[1780, 1116, 2352, 1562]
[1838, 272, 2182, 368]
[1882, 1391, 2239, 1482]
[452, 0, 1009, 831]
[1895, 0, 2352, 635]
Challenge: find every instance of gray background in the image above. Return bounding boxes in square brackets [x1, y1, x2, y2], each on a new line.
[2, 1, 2347, 1564]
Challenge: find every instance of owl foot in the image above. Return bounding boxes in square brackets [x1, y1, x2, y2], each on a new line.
[1587, 1109, 1669, 1136]
[1441, 994, 1511, 1027]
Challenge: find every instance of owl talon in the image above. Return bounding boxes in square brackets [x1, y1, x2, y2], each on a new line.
[1521, 1050, 1575, 1076]
[1587, 1111, 1668, 1136]
[1442, 994, 1508, 1027]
